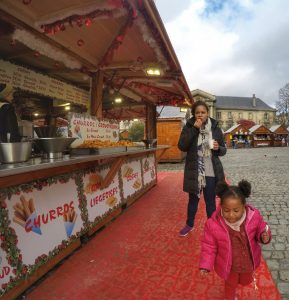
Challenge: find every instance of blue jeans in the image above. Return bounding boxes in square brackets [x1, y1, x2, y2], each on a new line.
[186, 177, 216, 227]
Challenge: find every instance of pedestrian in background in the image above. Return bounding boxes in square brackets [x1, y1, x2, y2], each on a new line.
[178, 100, 226, 236]
[199, 180, 271, 300]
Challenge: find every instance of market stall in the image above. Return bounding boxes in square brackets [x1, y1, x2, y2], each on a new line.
[249, 124, 273, 147]
[224, 124, 252, 148]
[269, 125, 289, 147]
[0, 1, 192, 298]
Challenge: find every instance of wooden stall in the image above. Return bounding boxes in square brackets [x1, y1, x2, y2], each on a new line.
[249, 125, 273, 147]
[269, 125, 289, 147]
[0, 1, 192, 298]
[156, 106, 187, 162]
[224, 124, 252, 148]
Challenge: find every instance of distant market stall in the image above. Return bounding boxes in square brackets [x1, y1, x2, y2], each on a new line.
[249, 124, 273, 147]
[0, 1, 192, 299]
[269, 125, 289, 147]
[224, 124, 252, 148]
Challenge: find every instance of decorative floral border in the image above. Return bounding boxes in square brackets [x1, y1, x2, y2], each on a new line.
[0, 172, 85, 296]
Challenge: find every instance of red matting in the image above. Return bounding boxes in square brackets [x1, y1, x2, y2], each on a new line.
[25, 172, 281, 300]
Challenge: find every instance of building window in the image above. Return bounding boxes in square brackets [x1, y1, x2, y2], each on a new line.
[264, 113, 268, 120]
[217, 112, 222, 119]
[249, 113, 252, 120]
[239, 112, 242, 119]
[228, 112, 232, 119]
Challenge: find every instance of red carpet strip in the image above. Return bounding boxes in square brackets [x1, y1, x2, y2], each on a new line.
[25, 172, 281, 300]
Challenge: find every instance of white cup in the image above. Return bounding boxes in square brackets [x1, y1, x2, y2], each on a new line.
[209, 139, 215, 149]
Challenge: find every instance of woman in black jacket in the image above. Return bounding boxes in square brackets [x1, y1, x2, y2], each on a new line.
[178, 100, 226, 236]
[0, 84, 21, 142]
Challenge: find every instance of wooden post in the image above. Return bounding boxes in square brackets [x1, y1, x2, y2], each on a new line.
[145, 104, 157, 139]
[91, 71, 104, 118]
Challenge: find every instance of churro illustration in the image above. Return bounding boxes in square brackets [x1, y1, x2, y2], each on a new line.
[133, 178, 142, 190]
[12, 195, 42, 235]
[151, 169, 155, 179]
[105, 196, 117, 207]
[123, 166, 133, 178]
[63, 208, 77, 238]
[143, 159, 149, 172]
[85, 173, 102, 194]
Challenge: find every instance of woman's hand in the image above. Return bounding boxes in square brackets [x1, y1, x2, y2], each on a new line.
[213, 140, 219, 150]
[194, 118, 203, 129]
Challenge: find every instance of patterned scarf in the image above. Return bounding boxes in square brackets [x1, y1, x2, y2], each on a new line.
[197, 118, 213, 197]
[221, 209, 246, 232]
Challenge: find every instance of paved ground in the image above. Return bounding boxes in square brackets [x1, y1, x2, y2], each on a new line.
[158, 147, 289, 299]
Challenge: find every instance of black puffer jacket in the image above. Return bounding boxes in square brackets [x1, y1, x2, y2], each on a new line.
[178, 117, 226, 194]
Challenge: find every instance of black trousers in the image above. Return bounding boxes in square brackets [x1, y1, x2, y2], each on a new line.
[186, 176, 216, 227]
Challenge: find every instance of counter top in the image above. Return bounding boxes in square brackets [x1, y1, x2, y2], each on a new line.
[0, 146, 169, 178]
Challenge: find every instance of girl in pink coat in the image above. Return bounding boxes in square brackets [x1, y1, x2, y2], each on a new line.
[199, 180, 271, 300]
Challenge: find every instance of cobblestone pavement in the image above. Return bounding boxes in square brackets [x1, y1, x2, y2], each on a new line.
[157, 147, 289, 299]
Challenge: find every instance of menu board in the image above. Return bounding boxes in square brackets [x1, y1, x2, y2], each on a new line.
[0, 247, 14, 288]
[83, 167, 121, 223]
[121, 159, 143, 199]
[5, 179, 83, 266]
[68, 113, 120, 147]
[0, 59, 89, 106]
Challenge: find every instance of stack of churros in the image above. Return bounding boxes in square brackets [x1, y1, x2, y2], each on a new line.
[13, 196, 35, 227]
[123, 166, 133, 178]
[63, 208, 77, 223]
[105, 196, 117, 207]
[133, 178, 142, 190]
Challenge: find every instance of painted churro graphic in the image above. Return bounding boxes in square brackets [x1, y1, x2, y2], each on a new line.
[63, 208, 77, 237]
[123, 166, 133, 178]
[13, 195, 42, 235]
[105, 196, 117, 207]
[85, 173, 102, 194]
[133, 178, 142, 190]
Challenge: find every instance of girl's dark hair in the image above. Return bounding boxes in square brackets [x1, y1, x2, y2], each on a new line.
[191, 100, 209, 115]
[215, 180, 251, 205]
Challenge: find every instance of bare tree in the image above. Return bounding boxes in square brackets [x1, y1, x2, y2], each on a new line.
[276, 83, 289, 126]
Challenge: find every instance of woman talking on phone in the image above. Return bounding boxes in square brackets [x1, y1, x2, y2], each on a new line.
[178, 100, 226, 236]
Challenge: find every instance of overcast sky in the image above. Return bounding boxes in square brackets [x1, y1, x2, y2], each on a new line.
[155, 0, 289, 107]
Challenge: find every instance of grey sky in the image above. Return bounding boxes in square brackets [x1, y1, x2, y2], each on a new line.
[155, 0, 289, 107]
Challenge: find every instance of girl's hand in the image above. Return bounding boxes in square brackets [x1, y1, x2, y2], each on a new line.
[200, 269, 209, 277]
[213, 140, 219, 150]
[261, 225, 270, 244]
[194, 118, 203, 129]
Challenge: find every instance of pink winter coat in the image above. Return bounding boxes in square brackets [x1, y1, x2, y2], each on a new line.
[199, 204, 271, 280]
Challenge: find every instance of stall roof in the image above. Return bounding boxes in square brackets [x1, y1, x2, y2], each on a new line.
[224, 124, 240, 134]
[0, 0, 192, 118]
[270, 124, 289, 134]
[249, 124, 271, 134]
[157, 106, 187, 119]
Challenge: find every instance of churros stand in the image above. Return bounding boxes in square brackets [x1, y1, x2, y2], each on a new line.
[0, 1, 192, 298]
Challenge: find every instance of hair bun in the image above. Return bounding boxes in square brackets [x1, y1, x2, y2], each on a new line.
[238, 180, 251, 198]
[215, 181, 229, 197]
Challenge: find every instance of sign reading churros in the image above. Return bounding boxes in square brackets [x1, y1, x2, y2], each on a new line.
[121, 160, 142, 198]
[6, 179, 83, 265]
[83, 167, 121, 223]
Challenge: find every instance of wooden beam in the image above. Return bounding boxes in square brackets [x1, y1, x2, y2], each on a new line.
[100, 157, 125, 189]
[91, 70, 104, 118]
[145, 104, 157, 139]
[0, 9, 96, 70]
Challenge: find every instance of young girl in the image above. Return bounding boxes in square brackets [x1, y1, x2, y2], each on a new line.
[199, 180, 271, 300]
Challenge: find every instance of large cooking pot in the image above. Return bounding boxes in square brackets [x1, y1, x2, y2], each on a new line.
[0, 142, 32, 163]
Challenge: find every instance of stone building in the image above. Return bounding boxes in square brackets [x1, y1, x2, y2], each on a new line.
[191, 89, 276, 130]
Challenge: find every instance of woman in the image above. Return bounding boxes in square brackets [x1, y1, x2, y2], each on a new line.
[0, 84, 21, 142]
[178, 100, 226, 236]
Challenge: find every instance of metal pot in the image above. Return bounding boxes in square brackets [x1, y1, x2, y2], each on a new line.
[0, 142, 32, 163]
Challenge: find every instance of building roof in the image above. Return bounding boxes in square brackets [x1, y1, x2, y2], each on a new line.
[215, 96, 276, 111]
[157, 106, 187, 119]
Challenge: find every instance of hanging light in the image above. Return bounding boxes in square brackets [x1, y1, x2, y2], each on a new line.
[145, 67, 162, 76]
[114, 97, 122, 104]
